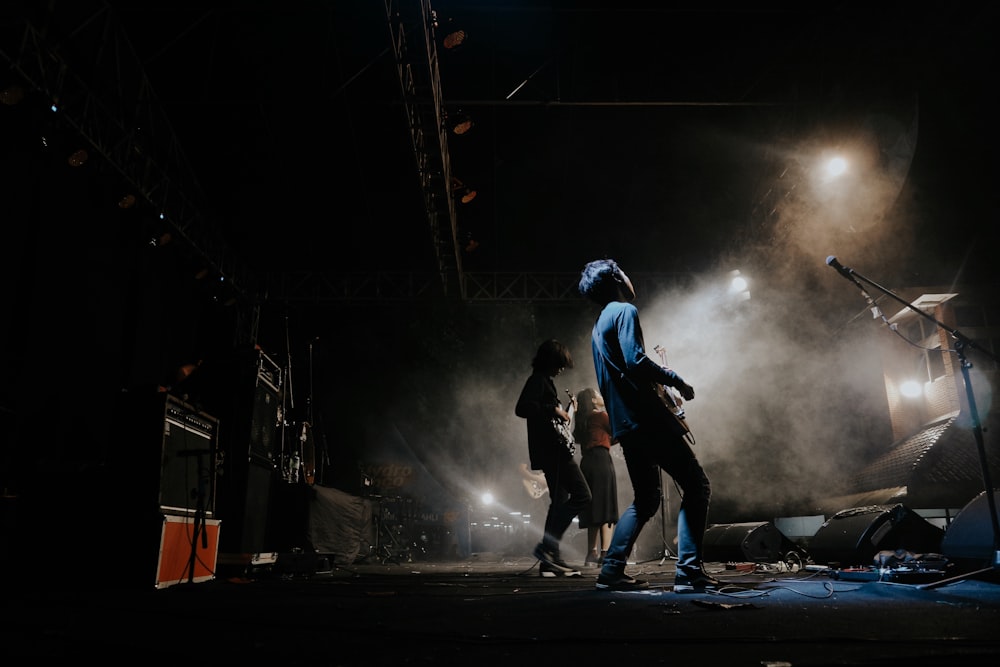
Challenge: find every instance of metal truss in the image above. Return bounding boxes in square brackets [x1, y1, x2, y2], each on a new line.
[386, 0, 466, 300]
[264, 271, 693, 305]
[0, 5, 259, 305]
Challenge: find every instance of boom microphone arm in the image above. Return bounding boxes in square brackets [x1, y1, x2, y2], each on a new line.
[825, 255, 1000, 579]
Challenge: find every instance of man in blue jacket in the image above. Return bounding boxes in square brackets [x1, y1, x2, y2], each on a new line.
[579, 258, 718, 592]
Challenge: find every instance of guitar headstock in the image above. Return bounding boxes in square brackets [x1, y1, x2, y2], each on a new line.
[565, 388, 577, 409]
[653, 344, 668, 366]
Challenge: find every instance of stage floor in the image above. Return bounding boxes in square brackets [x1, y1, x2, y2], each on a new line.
[5, 554, 1000, 665]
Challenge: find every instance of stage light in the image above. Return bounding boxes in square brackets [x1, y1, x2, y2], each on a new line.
[67, 148, 88, 167]
[442, 21, 467, 50]
[728, 269, 751, 302]
[118, 194, 137, 209]
[451, 177, 477, 204]
[0, 84, 24, 105]
[899, 380, 923, 398]
[149, 232, 172, 248]
[824, 155, 848, 179]
[447, 109, 473, 135]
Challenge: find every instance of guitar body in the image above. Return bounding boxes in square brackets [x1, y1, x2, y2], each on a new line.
[653, 345, 695, 445]
[655, 383, 693, 439]
[523, 478, 548, 500]
[552, 389, 577, 456]
[552, 416, 576, 456]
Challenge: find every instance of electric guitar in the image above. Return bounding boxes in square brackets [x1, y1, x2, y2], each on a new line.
[653, 345, 695, 445]
[551, 390, 577, 456]
[522, 478, 548, 500]
[519, 463, 549, 500]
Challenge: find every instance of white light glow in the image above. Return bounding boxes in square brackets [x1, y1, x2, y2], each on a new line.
[824, 156, 848, 179]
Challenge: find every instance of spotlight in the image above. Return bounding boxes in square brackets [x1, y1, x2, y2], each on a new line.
[149, 232, 172, 248]
[728, 269, 751, 302]
[442, 25, 467, 50]
[436, 15, 468, 50]
[67, 148, 88, 167]
[0, 84, 24, 105]
[451, 177, 477, 204]
[447, 109, 473, 135]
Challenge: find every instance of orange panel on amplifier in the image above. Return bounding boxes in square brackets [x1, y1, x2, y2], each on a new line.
[155, 514, 221, 589]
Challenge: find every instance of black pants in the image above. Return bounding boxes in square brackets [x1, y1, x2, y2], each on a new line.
[540, 458, 592, 554]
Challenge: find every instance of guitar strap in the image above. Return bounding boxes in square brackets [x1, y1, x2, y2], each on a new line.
[596, 343, 691, 441]
[594, 343, 642, 396]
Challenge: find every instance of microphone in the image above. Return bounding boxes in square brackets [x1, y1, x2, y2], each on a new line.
[826, 256, 855, 281]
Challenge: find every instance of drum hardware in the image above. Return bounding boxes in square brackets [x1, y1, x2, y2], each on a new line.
[366, 495, 413, 564]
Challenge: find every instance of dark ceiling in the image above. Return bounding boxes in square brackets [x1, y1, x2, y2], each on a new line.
[5, 1, 997, 289]
[2, 0, 997, 522]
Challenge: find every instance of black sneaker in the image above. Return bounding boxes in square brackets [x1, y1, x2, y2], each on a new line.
[673, 570, 721, 593]
[540, 562, 582, 578]
[532, 543, 575, 575]
[595, 571, 649, 590]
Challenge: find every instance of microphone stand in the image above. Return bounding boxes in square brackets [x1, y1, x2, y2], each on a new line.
[658, 470, 677, 565]
[826, 257, 1000, 585]
[186, 449, 209, 585]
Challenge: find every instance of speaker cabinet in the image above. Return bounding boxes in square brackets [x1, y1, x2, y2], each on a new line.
[808, 504, 945, 568]
[942, 489, 1000, 566]
[192, 348, 283, 557]
[703, 521, 804, 563]
[106, 393, 220, 588]
[248, 351, 282, 464]
[159, 396, 219, 516]
[113, 392, 218, 518]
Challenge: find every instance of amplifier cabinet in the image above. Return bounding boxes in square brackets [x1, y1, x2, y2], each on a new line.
[160, 395, 219, 517]
[113, 392, 218, 520]
[155, 514, 221, 589]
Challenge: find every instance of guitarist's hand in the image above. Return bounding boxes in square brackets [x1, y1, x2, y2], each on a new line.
[555, 406, 571, 422]
[678, 383, 695, 401]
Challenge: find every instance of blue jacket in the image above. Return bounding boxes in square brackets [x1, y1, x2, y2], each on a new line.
[590, 300, 688, 441]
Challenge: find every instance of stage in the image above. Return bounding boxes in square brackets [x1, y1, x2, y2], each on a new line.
[5, 555, 1000, 666]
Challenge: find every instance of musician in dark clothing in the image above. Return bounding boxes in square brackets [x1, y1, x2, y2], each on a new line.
[579, 259, 718, 592]
[515, 339, 591, 577]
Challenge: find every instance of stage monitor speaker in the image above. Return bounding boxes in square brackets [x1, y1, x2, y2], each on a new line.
[941, 489, 1000, 566]
[808, 504, 944, 568]
[703, 521, 803, 563]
